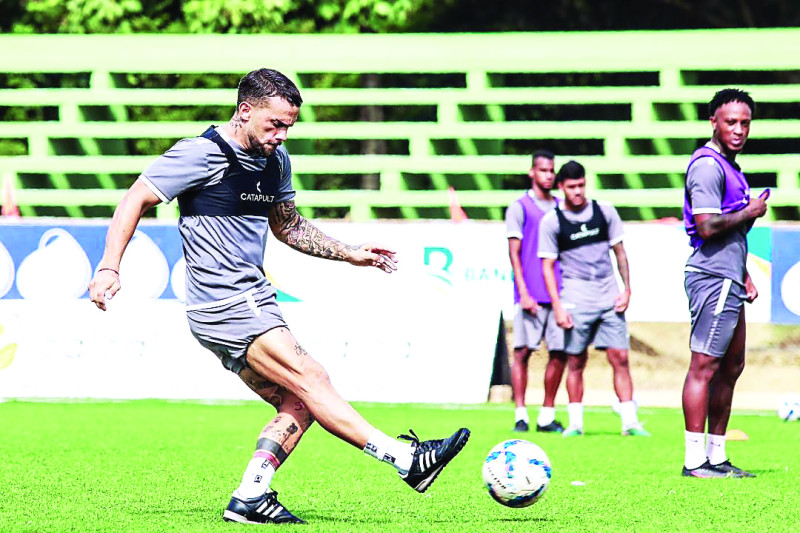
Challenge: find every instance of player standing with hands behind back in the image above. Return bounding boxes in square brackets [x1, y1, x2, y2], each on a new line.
[681, 88, 767, 478]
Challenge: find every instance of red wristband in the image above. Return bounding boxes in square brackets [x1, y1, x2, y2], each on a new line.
[98, 267, 119, 276]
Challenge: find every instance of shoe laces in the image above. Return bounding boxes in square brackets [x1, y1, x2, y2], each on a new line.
[397, 429, 443, 454]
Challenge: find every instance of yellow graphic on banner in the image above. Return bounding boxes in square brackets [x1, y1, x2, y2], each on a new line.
[0, 324, 17, 370]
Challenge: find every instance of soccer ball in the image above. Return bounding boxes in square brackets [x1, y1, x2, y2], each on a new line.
[777, 394, 800, 421]
[482, 439, 551, 508]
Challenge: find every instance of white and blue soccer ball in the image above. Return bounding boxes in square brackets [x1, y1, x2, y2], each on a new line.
[482, 439, 551, 508]
[777, 394, 800, 421]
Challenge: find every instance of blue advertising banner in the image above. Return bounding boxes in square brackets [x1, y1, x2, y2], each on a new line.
[771, 227, 800, 324]
[0, 222, 183, 301]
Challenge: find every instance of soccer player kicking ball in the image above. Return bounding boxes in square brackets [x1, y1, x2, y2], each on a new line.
[89, 68, 469, 524]
[538, 161, 648, 438]
[681, 88, 766, 478]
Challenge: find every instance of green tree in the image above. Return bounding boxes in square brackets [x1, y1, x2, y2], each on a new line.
[8, 0, 434, 34]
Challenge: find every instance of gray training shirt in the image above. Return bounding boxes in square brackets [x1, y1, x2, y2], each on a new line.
[684, 152, 749, 285]
[139, 127, 296, 308]
[538, 200, 624, 310]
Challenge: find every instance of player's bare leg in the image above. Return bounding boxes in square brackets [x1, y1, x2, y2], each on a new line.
[563, 351, 587, 436]
[607, 348, 647, 435]
[680, 348, 720, 474]
[511, 347, 532, 408]
[225, 375, 314, 524]
[605, 347, 633, 403]
[511, 347, 532, 430]
[244, 326, 471, 493]
[246, 327, 373, 448]
[543, 350, 566, 408]
[682, 352, 720, 433]
[565, 352, 587, 403]
[707, 311, 746, 436]
[703, 311, 752, 476]
[240, 368, 315, 468]
[535, 350, 566, 433]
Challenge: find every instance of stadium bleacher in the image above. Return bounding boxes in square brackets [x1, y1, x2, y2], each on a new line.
[1, 30, 798, 220]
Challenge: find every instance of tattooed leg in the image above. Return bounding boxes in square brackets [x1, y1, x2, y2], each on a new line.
[246, 326, 376, 449]
[235, 370, 315, 497]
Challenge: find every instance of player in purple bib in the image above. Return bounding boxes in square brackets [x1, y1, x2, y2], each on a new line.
[505, 150, 566, 433]
[680, 88, 768, 479]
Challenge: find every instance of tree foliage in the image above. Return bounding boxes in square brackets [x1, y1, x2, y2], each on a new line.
[4, 0, 797, 35]
[6, 0, 435, 34]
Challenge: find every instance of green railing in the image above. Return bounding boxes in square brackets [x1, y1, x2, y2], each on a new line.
[1, 30, 799, 220]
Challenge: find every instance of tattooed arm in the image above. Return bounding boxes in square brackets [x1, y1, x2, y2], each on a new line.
[268, 199, 398, 273]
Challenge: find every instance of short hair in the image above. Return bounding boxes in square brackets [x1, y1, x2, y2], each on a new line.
[531, 149, 555, 167]
[237, 68, 303, 108]
[708, 88, 755, 117]
[556, 160, 585, 183]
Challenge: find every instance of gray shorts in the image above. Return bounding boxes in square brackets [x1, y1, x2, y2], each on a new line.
[186, 288, 287, 374]
[685, 271, 745, 358]
[563, 307, 628, 355]
[512, 304, 565, 351]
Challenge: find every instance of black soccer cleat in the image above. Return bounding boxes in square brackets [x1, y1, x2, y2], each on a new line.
[681, 461, 733, 478]
[223, 490, 305, 524]
[398, 427, 470, 493]
[711, 460, 756, 478]
[513, 420, 529, 432]
[536, 420, 565, 433]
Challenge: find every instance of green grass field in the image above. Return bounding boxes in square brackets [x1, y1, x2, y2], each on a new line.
[1, 400, 798, 532]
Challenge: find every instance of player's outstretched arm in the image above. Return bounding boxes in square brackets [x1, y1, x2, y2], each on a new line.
[269, 199, 397, 273]
[89, 179, 162, 311]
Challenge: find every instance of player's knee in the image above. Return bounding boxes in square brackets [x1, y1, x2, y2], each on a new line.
[567, 356, 586, 372]
[292, 358, 332, 397]
[606, 348, 629, 368]
[722, 356, 745, 382]
[688, 357, 719, 383]
[610, 356, 630, 370]
[513, 348, 531, 364]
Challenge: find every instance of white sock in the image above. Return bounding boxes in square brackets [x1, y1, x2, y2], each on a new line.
[684, 431, 706, 469]
[364, 430, 414, 474]
[235, 455, 277, 499]
[537, 406, 555, 426]
[567, 402, 583, 429]
[707, 433, 727, 466]
[619, 401, 639, 429]
[515, 406, 530, 423]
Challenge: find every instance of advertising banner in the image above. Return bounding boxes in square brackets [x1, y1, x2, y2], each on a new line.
[771, 226, 800, 324]
[0, 220, 503, 402]
[0, 219, 784, 400]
